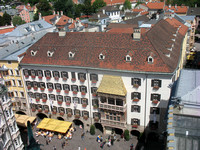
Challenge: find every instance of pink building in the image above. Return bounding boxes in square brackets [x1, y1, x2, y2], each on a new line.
[18, 9, 30, 23]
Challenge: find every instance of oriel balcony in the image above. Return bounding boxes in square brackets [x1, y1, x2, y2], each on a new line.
[99, 102, 126, 112]
[101, 118, 126, 129]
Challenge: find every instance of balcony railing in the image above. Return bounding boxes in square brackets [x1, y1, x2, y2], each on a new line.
[101, 118, 126, 128]
[99, 102, 126, 112]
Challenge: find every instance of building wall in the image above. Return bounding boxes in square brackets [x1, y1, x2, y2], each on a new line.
[19, 9, 30, 23]
[21, 65, 173, 133]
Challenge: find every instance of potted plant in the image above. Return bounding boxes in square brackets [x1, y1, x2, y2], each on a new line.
[25, 75, 29, 78]
[152, 100, 159, 104]
[48, 88, 53, 92]
[44, 109, 49, 113]
[92, 93, 97, 97]
[27, 86, 31, 90]
[66, 102, 70, 106]
[36, 98, 40, 102]
[63, 77, 67, 81]
[73, 91, 77, 94]
[93, 104, 98, 109]
[60, 112, 64, 116]
[40, 87, 45, 91]
[56, 89, 61, 93]
[75, 114, 80, 119]
[42, 99, 47, 103]
[33, 86, 38, 90]
[71, 78, 76, 81]
[31, 75, 36, 79]
[54, 77, 59, 80]
[58, 101, 63, 105]
[83, 115, 88, 120]
[67, 113, 72, 117]
[94, 117, 99, 122]
[38, 108, 42, 112]
[32, 108, 36, 112]
[92, 80, 97, 84]
[52, 111, 57, 115]
[133, 84, 139, 88]
[132, 99, 139, 102]
[82, 103, 87, 108]
[81, 92, 86, 95]
[80, 79, 85, 82]
[153, 86, 159, 90]
[64, 90, 69, 94]
[38, 76, 43, 79]
[132, 124, 138, 128]
[46, 76, 51, 80]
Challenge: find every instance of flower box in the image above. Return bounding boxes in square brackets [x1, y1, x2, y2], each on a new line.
[94, 117, 99, 122]
[42, 99, 47, 103]
[64, 90, 69, 94]
[132, 99, 139, 102]
[52, 111, 57, 115]
[66, 102, 71, 106]
[36, 99, 40, 102]
[54, 77, 59, 80]
[33, 87, 38, 90]
[80, 79, 85, 83]
[93, 105, 98, 109]
[63, 77, 67, 81]
[57, 101, 63, 105]
[40, 87, 45, 91]
[48, 88, 53, 92]
[71, 78, 76, 82]
[32, 108, 36, 112]
[25, 75, 29, 78]
[92, 80, 97, 84]
[83, 116, 88, 120]
[38, 76, 43, 79]
[38, 109, 42, 112]
[73, 91, 77, 95]
[133, 84, 139, 88]
[153, 86, 159, 90]
[75, 115, 80, 119]
[92, 93, 97, 97]
[44, 110, 49, 113]
[60, 112, 64, 116]
[82, 104, 87, 108]
[56, 89, 61, 93]
[31, 75, 36, 79]
[132, 124, 138, 128]
[46, 76, 51, 80]
[27, 86, 31, 90]
[152, 100, 159, 104]
[81, 92, 86, 95]
[67, 113, 72, 117]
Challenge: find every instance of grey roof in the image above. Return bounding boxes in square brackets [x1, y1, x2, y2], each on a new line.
[124, 15, 149, 25]
[90, 12, 109, 20]
[175, 69, 200, 106]
[124, 12, 139, 17]
[100, 6, 120, 12]
[187, 7, 200, 16]
[2, 9, 19, 16]
[180, 15, 196, 21]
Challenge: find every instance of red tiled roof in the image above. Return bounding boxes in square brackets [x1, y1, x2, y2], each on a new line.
[164, 6, 188, 14]
[107, 28, 133, 33]
[146, 2, 165, 10]
[0, 28, 14, 34]
[43, 15, 57, 24]
[141, 11, 149, 15]
[56, 15, 73, 26]
[132, 8, 144, 12]
[92, 0, 136, 5]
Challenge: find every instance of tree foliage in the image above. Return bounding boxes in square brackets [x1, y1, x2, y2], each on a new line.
[124, 129, 130, 141]
[12, 16, 26, 26]
[123, 0, 131, 10]
[92, 0, 106, 13]
[36, 0, 53, 16]
[90, 125, 95, 135]
[166, 0, 200, 7]
[82, 0, 93, 16]
[0, 12, 12, 26]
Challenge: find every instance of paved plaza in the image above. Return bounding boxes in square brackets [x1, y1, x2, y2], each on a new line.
[32, 125, 138, 150]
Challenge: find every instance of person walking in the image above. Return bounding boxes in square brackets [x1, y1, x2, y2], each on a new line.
[81, 132, 85, 140]
[130, 143, 134, 150]
[46, 139, 49, 145]
[53, 146, 56, 150]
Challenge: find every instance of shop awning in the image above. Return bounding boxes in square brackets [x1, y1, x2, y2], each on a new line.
[97, 75, 127, 96]
[37, 118, 72, 134]
[15, 114, 36, 127]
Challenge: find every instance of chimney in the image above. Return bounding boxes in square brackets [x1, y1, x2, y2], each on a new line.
[175, 4, 177, 9]
[169, 4, 171, 8]
[58, 30, 66, 37]
[61, 11, 63, 16]
[156, 13, 159, 20]
[195, 4, 197, 7]
[39, 13, 42, 20]
[98, 14, 100, 18]
[53, 11, 55, 15]
[133, 28, 141, 41]
[102, 9, 105, 14]
[57, 11, 59, 16]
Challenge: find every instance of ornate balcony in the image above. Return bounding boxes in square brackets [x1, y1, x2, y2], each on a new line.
[101, 118, 126, 128]
[99, 102, 126, 112]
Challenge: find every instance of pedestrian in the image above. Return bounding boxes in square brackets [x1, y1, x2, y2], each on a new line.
[81, 132, 85, 140]
[121, 133, 124, 139]
[61, 141, 65, 149]
[53, 146, 56, 150]
[46, 139, 49, 145]
[130, 143, 134, 150]
[74, 127, 76, 132]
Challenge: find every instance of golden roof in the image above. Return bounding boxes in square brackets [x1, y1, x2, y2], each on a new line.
[97, 75, 127, 96]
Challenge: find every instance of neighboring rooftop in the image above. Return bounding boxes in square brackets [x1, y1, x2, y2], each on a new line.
[187, 7, 200, 16]
[165, 5, 188, 14]
[143, 2, 165, 10]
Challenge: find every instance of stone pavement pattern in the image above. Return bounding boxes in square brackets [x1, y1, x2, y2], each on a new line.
[33, 125, 138, 150]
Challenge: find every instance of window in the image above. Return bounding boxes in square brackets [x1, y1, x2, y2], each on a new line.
[131, 78, 141, 87]
[33, 81, 38, 88]
[15, 70, 19, 76]
[151, 79, 162, 88]
[26, 81, 32, 87]
[34, 93, 40, 99]
[61, 71, 68, 79]
[12, 80, 16, 86]
[38, 23, 43, 28]
[37, 70, 43, 77]
[41, 93, 47, 99]
[151, 94, 161, 101]
[57, 95, 63, 101]
[10, 69, 13, 75]
[53, 71, 60, 78]
[150, 107, 160, 114]
[5, 110, 10, 118]
[47, 83, 54, 89]
[39, 82, 46, 88]
[73, 97, 80, 104]
[64, 96, 71, 102]
[80, 86, 87, 93]
[18, 80, 22, 87]
[63, 84, 70, 90]
[81, 98, 88, 104]
[74, 109, 80, 115]
[82, 111, 89, 117]
[2, 96, 6, 103]
[28, 92, 34, 98]
[55, 83, 62, 90]
[45, 70, 51, 78]
[5, 81, 11, 86]
[25, 27, 31, 32]
[131, 118, 140, 125]
[66, 108, 72, 114]
[93, 112, 99, 118]
[126, 55, 132, 62]
[23, 69, 29, 76]
[71, 85, 78, 92]
[15, 91, 18, 97]
[131, 105, 141, 113]
[8, 92, 14, 97]
[92, 99, 98, 106]
[58, 107, 65, 113]
[71, 72, 76, 80]
[131, 92, 141, 100]
[147, 56, 154, 63]
[90, 74, 98, 82]
[91, 87, 97, 94]
[30, 69, 36, 76]
[99, 53, 105, 60]
[49, 94, 55, 101]
[78, 73, 86, 81]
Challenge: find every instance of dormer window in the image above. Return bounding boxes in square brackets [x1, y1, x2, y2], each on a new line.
[31, 50, 37, 56]
[126, 55, 132, 62]
[99, 53, 105, 60]
[147, 56, 154, 64]
[69, 51, 75, 58]
[47, 51, 54, 57]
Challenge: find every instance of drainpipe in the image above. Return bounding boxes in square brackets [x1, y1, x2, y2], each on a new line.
[144, 74, 148, 131]
[86, 69, 92, 128]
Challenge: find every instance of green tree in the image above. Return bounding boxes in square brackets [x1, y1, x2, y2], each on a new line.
[92, 0, 106, 13]
[0, 16, 4, 26]
[12, 16, 26, 26]
[83, 0, 93, 16]
[33, 12, 39, 21]
[36, 0, 53, 16]
[74, 4, 81, 18]
[123, 0, 131, 10]
[3, 12, 11, 25]
[90, 125, 95, 135]
[124, 129, 130, 141]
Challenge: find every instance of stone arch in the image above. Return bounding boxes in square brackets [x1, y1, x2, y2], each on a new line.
[113, 128, 123, 135]
[36, 113, 48, 122]
[94, 123, 103, 133]
[57, 117, 64, 121]
[73, 119, 84, 128]
[16, 111, 26, 115]
[131, 130, 140, 138]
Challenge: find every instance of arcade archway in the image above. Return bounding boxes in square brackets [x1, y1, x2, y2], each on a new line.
[73, 119, 84, 128]
[36, 113, 48, 122]
[131, 130, 140, 138]
[57, 117, 64, 121]
[113, 128, 123, 135]
[94, 123, 103, 133]
[16, 111, 26, 115]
